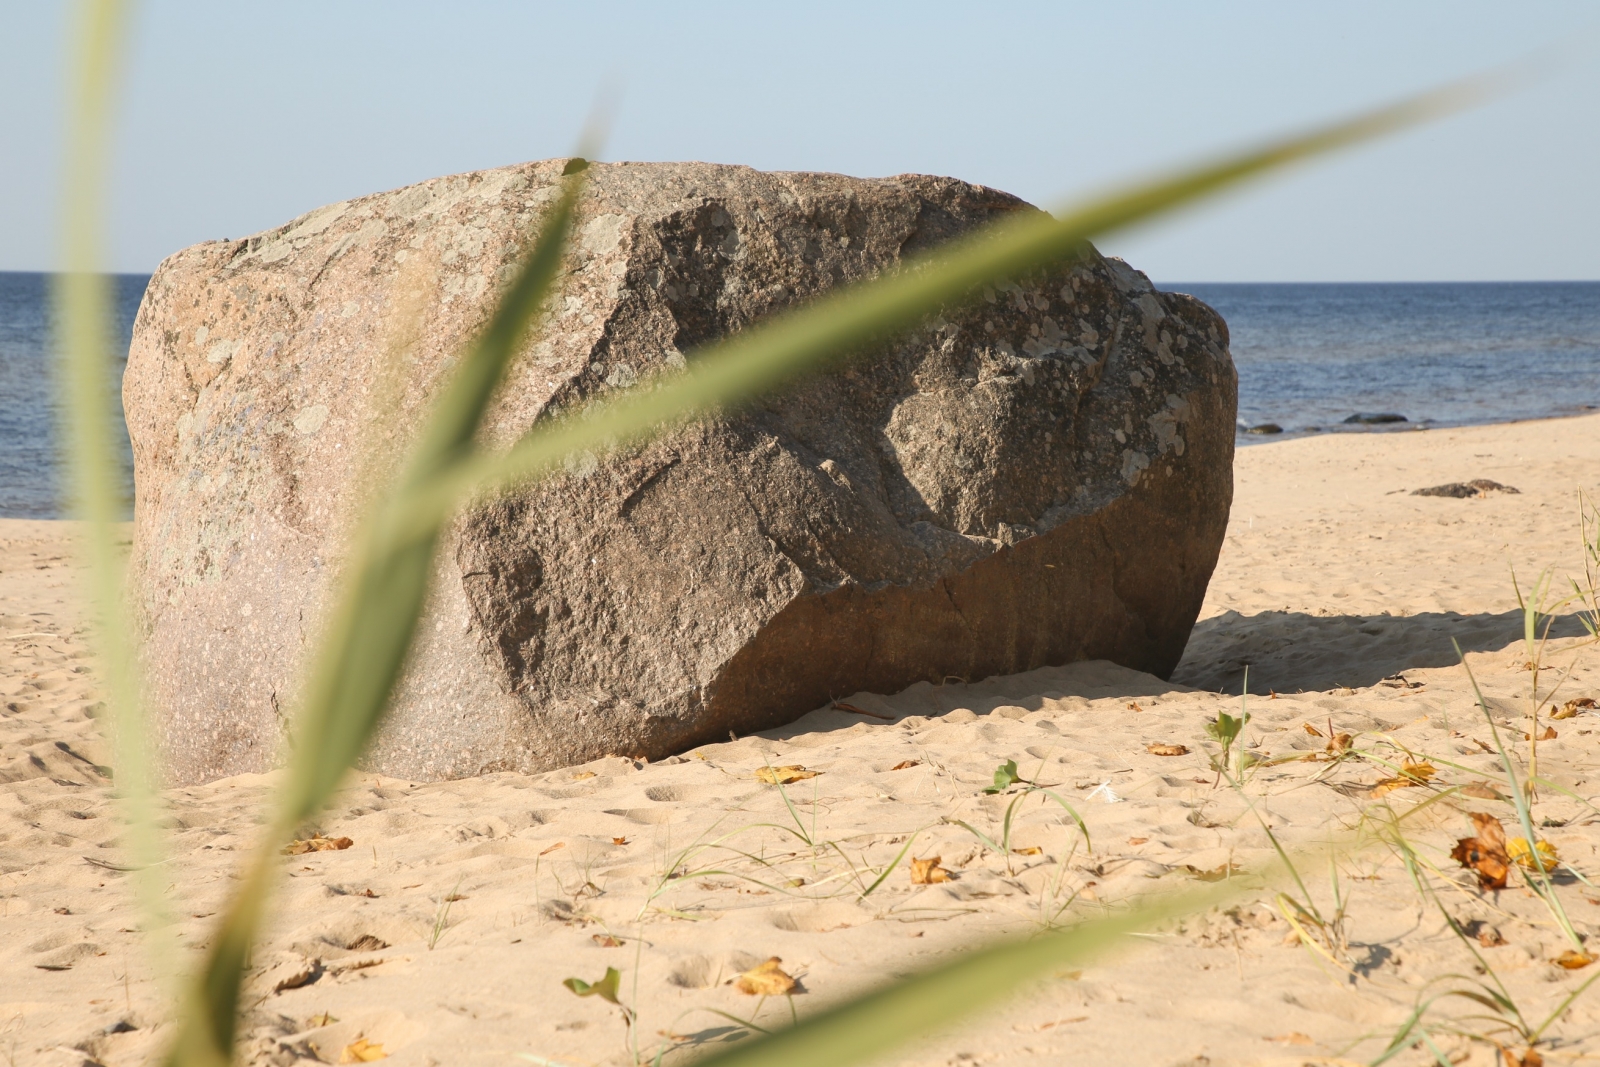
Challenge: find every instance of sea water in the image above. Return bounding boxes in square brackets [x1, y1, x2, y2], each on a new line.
[1177, 281, 1600, 441]
[0, 272, 146, 519]
[0, 274, 1597, 518]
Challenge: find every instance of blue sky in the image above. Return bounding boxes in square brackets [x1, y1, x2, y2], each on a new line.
[4, 2, 1597, 280]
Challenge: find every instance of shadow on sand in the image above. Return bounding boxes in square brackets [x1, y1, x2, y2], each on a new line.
[1172, 608, 1591, 696]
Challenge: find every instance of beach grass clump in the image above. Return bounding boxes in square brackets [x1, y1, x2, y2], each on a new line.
[52, 3, 1528, 1064]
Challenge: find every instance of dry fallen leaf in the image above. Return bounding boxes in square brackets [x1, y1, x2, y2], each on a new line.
[1461, 781, 1508, 801]
[1182, 862, 1241, 882]
[539, 842, 565, 856]
[1146, 743, 1189, 756]
[1302, 722, 1324, 737]
[338, 1038, 387, 1063]
[591, 934, 623, 948]
[910, 856, 952, 884]
[1507, 836, 1559, 871]
[1127, 702, 1144, 712]
[1128, 837, 1149, 845]
[1326, 732, 1353, 756]
[1265, 1033, 1314, 1046]
[1011, 846, 1043, 856]
[281, 833, 354, 856]
[1504, 1048, 1544, 1067]
[1370, 761, 1438, 797]
[1552, 697, 1596, 720]
[890, 760, 920, 771]
[756, 765, 820, 785]
[306, 1012, 337, 1028]
[612, 837, 628, 845]
[735, 957, 797, 996]
[1452, 811, 1511, 890]
[1555, 949, 1595, 970]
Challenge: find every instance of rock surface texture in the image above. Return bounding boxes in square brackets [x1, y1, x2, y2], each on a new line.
[125, 160, 1237, 784]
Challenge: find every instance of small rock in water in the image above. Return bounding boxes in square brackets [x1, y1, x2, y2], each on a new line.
[1343, 412, 1407, 425]
[1412, 479, 1520, 499]
[1245, 423, 1283, 435]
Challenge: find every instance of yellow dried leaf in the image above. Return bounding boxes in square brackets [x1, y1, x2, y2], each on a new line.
[1400, 761, 1436, 781]
[591, 934, 623, 948]
[1368, 777, 1414, 798]
[611, 836, 628, 845]
[734, 957, 797, 996]
[1552, 697, 1595, 720]
[1524, 725, 1558, 741]
[756, 765, 820, 785]
[1011, 846, 1043, 856]
[1302, 722, 1324, 737]
[1555, 949, 1594, 970]
[890, 760, 920, 771]
[1146, 743, 1189, 756]
[306, 1013, 337, 1028]
[1182, 862, 1241, 882]
[338, 1038, 387, 1063]
[282, 833, 354, 856]
[910, 856, 951, 884]
[1507, 836, 1559, 871]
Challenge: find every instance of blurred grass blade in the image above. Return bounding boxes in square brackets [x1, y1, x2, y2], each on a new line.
[691, 884, 1238, 1067]
[402, 73, 1497, 529]
[283, 159, 588, 825]
[56, 0, 180, 983]
[161, 162, 589, 1067]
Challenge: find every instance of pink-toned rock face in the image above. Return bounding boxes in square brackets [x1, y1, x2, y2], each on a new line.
[125, 160, 1236, 785]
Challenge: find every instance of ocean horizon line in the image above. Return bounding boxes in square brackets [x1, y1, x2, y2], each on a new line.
[1, 268, 1599, 286]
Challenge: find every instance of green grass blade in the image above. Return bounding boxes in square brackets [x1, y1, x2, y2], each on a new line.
[280, 162, 588, 825]
[1454, 640, 1583, 949]
[160, 161, 590, 1067]
[689, 883, 1239, 1067]
[390, 74, 1497, 534]
[56, 0, 181, 984]
[859, 831, 922, 899]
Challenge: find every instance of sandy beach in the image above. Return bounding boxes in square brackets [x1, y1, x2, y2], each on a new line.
[6, 413, 1600, 1067]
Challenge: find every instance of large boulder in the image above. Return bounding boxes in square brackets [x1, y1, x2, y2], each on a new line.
[125, 160, 1236, 784]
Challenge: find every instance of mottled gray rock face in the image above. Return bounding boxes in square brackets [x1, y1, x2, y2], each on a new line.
[124, 160, 1236, 785]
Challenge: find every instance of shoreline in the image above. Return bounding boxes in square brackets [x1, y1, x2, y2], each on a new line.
[1235, 403, 1600, 448]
